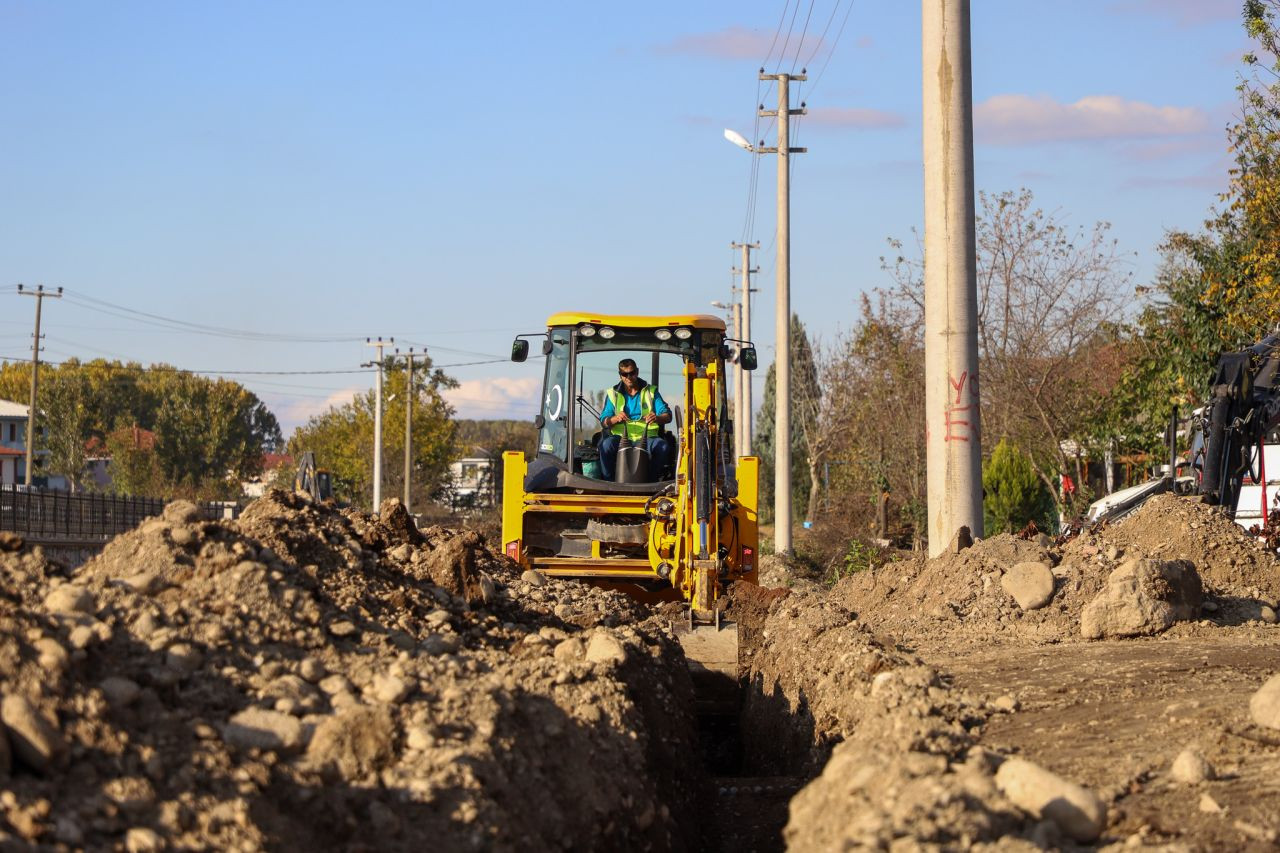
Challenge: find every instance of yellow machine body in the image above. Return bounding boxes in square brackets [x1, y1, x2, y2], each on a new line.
[501, 313, 759, 618]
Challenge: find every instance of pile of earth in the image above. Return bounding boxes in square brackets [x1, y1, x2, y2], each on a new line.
[830, 532, 1092, 646]
[1066, 493, 1280, 627]
[0, 490, 701, 851]
[733, 584, 1112, 848]
[833, 494, 1280, 647]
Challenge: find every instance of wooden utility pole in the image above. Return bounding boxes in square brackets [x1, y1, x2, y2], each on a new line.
[364, 336, 393, 511]
[17, 285, 61, 486]
[731, 241, 759, 455]
[922, 0, 982, 555]
[758, 71, 806, 555]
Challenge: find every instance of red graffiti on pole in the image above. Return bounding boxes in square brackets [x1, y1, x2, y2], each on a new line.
[944, 371, 978, 443]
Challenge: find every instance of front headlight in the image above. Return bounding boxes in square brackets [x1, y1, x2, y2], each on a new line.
[674, 327, 693, 340]
[654, 328, 672, 341]
[598, 326, 616, 340]
[578, 324, 596, 337]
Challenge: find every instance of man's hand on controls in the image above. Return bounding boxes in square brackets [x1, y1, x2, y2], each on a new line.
[642, 413, 660, 425]
[606, 414, 629, 427]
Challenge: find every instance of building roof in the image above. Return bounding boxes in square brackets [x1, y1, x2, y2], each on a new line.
[0, 400, 29, 418]
[85, 425, 157, 457]
[262, 453, 295, 471]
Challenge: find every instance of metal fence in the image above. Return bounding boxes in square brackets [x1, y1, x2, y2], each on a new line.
[0, 485, 238, 542]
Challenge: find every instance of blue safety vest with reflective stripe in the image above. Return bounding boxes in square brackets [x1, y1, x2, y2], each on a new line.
[605, 386, 659, 441]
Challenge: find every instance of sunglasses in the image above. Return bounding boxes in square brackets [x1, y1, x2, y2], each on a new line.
[619, 370, 639, 379]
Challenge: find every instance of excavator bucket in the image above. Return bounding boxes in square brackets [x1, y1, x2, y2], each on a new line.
[674, 614, 739, 714]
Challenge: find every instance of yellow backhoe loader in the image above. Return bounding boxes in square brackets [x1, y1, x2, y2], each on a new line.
[502, 312, 758, 700]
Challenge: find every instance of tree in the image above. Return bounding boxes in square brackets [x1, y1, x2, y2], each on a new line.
[104, 425, 163, 495]
[982, 438, 1056, 535]
[835, 291, 929, 547]
[885, 189, 1134, 514]
[0, 358, 279, 496]
[288, 354, 458, 507]
[755, 315, 820, 521]
[1093, 2, 1280, 460]
[151, 371, 282, 498]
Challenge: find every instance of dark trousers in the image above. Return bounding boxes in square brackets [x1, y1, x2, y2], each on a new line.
[598, 434, 671, 481]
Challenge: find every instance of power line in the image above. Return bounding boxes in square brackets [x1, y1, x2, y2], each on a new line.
[776, 0, 804, 73]
[0, 356, 509, 377]
[804, 0, 857, 100]
[59, 290, 368, 344]
[804, 0, 844, 68]
[791, 0, 818, 73]
[761, 0, 795, 69]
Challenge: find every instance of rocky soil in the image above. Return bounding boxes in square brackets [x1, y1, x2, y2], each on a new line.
[3, 488, 1279, 850]
[833, 494, 1280, 649]
[0, 491, 701, 851]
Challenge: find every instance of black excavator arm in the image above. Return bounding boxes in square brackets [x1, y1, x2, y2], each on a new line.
[1197, 330, 1280, 514]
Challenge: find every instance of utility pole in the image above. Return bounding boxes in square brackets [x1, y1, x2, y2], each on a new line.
[364, 337, 393, 511]
[17, 284, 61, 487]
[731, 241, 759, 456]
[759, 71, 806, 555]
[922, 0, 982, 556]
[398, 348, 417, 511]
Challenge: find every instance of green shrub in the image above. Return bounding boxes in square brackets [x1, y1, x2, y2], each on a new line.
[982, 438, 1057, 535]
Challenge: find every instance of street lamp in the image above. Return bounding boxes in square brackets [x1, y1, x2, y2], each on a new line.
[723, 128, 755, 152]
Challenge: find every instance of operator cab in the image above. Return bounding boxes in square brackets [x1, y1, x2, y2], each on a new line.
[511, 312, 755, 494]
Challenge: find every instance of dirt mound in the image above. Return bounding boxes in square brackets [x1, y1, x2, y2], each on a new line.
[0, 490, 700, 850]
[739, 588, 985, 776]
[1068, 493, 1280, 610]
[830, 533, 1103, 646]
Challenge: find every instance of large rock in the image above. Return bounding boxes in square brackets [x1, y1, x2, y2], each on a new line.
[1, 695, 65, 772]
[1251, 673, 1280, 730]
[223, 708, 304, 753]
[994, 757, 1105, 842]
[1001, 562, 1056, 611]
[1080, 558, 1202, 639]
[305, 707, 396, 781]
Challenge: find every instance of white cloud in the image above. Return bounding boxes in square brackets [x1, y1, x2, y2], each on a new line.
[273, 387, 362, 436]
[445, 376, 541, 421]
[656, 26, 806, 61]
[1108, 0, 1238, 26]
[804, 106, 907, 130]
[975, 94, 1208, 146]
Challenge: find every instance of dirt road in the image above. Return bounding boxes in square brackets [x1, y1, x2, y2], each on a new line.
[934, 630, 1280, 848]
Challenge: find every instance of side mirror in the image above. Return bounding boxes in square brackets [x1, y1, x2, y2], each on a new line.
[740, 347, 758, 371]
[511, 339, 530, 362]
[533, 414, 546, 429]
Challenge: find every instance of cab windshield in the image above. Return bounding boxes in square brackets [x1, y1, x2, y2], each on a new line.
[536, 324, 730, 472]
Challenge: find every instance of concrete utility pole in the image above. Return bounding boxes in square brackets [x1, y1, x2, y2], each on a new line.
[17, 284, 61, 486]
[922, 0, 983, 556]
[399, 348, 417, 511]
[759, 71, 806, 555]
[731, 241, 759, 455]
[365, 337, 393, 511]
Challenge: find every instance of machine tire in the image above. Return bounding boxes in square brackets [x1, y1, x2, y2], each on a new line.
[586, 518, 649, 545]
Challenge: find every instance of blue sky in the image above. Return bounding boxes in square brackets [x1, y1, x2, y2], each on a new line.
[0, 0, 1250, 433]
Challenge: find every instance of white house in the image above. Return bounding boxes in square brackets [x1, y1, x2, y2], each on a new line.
[0, 400, 32, 486]
[0, 399, 66, 489]
[448, 455, 495, 508]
